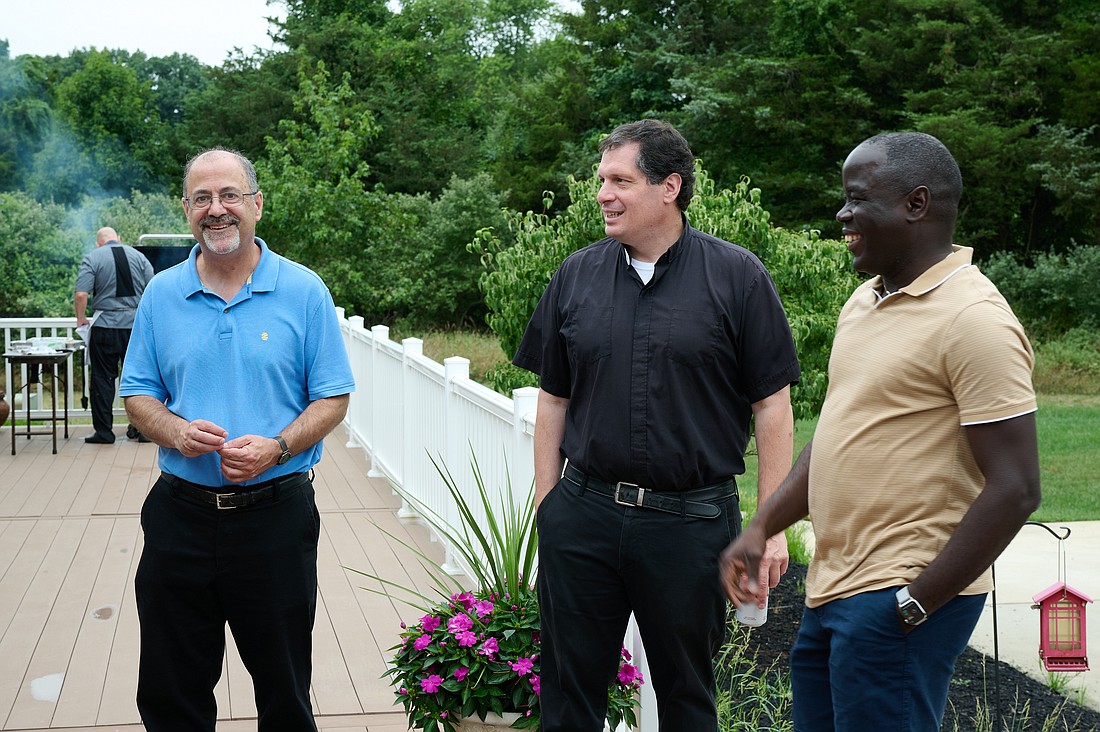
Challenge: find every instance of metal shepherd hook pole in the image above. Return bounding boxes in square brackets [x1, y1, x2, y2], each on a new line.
[990, 520, 1072, 727]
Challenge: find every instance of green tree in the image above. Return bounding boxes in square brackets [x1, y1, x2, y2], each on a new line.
[387, 173, 512, 328]
[0, 50, 53, 193]
[0, 192, 84, 317]
[255, 62, 396, 319]
[33, 50, 171, 202]
[178, 50, 298, 163]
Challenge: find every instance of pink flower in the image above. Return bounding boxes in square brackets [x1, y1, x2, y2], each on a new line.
[413, 634, 432, 651]
[530, 674, 540, 695]
[454, 666, 469, 681]
[420, 614, 441, 632]
[456, 630, 478, 647]
[473, 600, 494, 618]
[451, 591, 475, 610]
[618, 663, 643, 687]
[621, 646, 632, 662]
[420, 674, 444, 693]
[478, 637, 499, 658]
[509, 656, 535, 676]
[448, 613, 473, 634]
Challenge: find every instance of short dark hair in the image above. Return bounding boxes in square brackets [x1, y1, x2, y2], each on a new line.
[599, 119, 696, 211]
[182, 147, 259, 194]
[861, 132, 963, 211]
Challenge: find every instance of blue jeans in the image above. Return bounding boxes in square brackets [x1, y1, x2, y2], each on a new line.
[791, 588, 986, 731]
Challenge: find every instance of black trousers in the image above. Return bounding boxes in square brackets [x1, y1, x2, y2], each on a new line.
[135, 474, 320, 731]
[536, 474, 741, 732]
[88, 326, 130, 440]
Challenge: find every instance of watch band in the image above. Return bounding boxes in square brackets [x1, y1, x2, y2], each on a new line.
[274, 435, 291, 465]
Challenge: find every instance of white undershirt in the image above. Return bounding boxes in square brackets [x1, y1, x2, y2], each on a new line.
[631, 258, 655, 284]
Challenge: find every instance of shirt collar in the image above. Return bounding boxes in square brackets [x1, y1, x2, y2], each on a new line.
[870, 245, 973, 305]
[181, 237, 277, 298]
[619, 213, 692, 266]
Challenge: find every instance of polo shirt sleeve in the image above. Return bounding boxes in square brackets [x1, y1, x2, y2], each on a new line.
[944, 299, 1036, 425]
[75, 254, 96, 294]
[119, 290, 168, 401]
[303, 286, 356, 401]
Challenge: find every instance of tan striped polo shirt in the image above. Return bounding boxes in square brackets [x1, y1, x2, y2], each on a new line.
[805, 245, 1036, 607]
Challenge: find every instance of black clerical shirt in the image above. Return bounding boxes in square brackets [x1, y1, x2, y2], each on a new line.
[513, 220, 800, 492]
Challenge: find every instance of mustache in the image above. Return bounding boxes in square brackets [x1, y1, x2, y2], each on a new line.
[200, 214, 240, 228]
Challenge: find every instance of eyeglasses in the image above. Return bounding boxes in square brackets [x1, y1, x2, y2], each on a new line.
[185, 190, 259, 209]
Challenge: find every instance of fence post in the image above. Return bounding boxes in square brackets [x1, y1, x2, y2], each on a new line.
[345, 315, 365, 448]
[511, 386, 538, 505]
[442, 356, 470, 575]
[368, 324, 390, 478]
[397, 338, 424, 520]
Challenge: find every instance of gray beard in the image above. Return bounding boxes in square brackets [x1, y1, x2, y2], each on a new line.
[203, 229, 241, 255]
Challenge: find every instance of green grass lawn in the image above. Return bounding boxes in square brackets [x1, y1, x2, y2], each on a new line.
[1032, 395, 1100, 521]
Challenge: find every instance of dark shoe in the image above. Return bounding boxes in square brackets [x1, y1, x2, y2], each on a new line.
[137, 433, 152, 443]
[85, 433, 115, 445]
[126, 424, 140, 440]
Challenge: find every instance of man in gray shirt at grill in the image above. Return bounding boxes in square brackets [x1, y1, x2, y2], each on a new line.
[75, 226, 155, 444]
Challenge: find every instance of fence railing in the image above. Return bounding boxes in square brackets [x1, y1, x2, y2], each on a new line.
[1, 318, 99, 419]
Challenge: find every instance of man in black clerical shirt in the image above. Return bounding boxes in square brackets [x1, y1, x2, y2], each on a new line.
[513, 119, 800, 732]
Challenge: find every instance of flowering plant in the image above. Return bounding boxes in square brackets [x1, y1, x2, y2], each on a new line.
[358, 453, 643, 731]
[389, 583, 642, 731]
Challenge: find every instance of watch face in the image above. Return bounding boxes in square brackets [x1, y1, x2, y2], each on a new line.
[899, 600, 927, 625]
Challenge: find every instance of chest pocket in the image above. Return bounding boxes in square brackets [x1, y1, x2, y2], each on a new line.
[667, 308, 722, 367]
[562, 307, 613, 364]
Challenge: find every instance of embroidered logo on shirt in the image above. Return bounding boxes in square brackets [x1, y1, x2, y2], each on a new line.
[261, 332, 269, 341]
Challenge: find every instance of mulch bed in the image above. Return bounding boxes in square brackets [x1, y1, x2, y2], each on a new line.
[731, 563, 1100, 731]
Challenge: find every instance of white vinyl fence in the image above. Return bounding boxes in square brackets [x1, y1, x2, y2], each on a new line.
[338, 311, 658, 732]
[2, 319, 95, 419]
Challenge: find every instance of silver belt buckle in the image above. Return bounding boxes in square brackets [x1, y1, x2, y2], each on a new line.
[215, 493, 237, 510]
[613, 482, 645, 508]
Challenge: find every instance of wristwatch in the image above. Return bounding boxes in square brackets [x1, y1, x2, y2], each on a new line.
[896, 586, 928, 627]
[274, 435, 292, 465]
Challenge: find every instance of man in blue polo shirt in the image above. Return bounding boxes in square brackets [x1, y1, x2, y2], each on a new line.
[119, 147, 355, 731]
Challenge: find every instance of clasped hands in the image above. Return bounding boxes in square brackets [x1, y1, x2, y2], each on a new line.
[176, 419, 279, 483]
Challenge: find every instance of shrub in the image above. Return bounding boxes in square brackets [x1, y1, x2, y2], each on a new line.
[981, 246, 1100, 337]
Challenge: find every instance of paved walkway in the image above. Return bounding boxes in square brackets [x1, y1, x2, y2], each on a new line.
[968, 520, 1100, 711]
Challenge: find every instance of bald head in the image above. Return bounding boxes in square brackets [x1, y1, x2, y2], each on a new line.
[96, 227, 120, 247]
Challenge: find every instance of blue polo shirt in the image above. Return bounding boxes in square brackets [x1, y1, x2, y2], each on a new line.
[120, 238, 356, 487]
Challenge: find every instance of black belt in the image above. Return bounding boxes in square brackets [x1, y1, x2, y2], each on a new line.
[160, 471, 310, 510]
[562, 463, 737, 519]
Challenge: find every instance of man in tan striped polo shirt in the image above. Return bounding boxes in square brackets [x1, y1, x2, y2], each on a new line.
[720, 132, 1041, 732]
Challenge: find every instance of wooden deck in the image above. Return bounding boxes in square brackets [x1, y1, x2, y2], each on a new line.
[0, 422, 443, 731]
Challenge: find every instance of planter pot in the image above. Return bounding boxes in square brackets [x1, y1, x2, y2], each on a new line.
[0, 391, 9, 429]
[457, 711, 523, 731]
